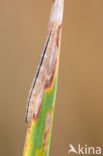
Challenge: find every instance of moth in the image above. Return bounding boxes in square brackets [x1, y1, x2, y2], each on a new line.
[25, 0, 64, 126]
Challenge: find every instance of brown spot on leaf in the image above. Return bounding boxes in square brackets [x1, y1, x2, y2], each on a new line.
[29, 143, 32, 149]
[25, 143, 28, 149]
[28, 127, 31, 135]
[43, 111, 51, 152]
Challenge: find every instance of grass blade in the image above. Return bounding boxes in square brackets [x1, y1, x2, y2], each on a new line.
[23, 0, 64, 155]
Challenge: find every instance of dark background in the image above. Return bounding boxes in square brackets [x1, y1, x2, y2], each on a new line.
[0, 0, 103, 155]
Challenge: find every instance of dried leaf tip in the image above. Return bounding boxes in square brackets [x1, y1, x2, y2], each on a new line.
[50, 0, 64, 25]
